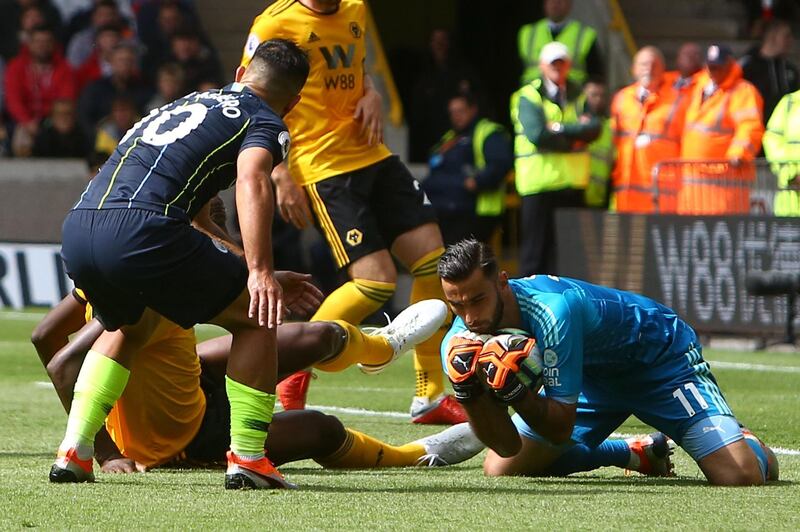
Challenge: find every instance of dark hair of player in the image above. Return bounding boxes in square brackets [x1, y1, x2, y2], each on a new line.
[438, 239, 498, 281]
[248, 38, 310, 98]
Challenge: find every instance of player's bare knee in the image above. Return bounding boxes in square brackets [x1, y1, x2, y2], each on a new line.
[316, 322, 347, 360]
[483, 453, 515, 477]
[710, 467, 764, 487]
[311, 411, 347, 454]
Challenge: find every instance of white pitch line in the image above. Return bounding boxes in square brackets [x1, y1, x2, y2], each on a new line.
[707, 360, 800, 373]
[305, 403, 407, 419]
[0, 311, 47, 320]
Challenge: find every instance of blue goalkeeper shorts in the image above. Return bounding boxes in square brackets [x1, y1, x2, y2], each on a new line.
[511, 343, 741, 460]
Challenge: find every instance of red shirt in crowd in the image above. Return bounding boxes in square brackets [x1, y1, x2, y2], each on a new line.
[4, 48, 78, 125]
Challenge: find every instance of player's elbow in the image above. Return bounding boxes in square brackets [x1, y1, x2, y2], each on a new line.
[547, 427, 574, 446]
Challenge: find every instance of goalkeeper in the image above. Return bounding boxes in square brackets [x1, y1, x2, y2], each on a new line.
[438, 239, 779, 486]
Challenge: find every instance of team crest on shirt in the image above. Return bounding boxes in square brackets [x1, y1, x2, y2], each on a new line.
[346, 228, 363, 246]
[278, 131, 291, 159]
[244, 33, 260, 58]
[543, 349, 558, 367]
[350, 22, 362, 38]
[308, 31, 320, 43]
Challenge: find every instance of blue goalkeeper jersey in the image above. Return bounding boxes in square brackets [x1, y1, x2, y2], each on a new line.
[74, 83, 289, 220]
[442, 275, 699, 404]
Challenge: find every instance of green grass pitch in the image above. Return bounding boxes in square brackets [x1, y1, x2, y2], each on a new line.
[1, 310, 799, 529]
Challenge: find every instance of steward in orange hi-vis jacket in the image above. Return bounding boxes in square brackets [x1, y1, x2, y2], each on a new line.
[679, 44, 764, 215]
[611, 47, 689, 213]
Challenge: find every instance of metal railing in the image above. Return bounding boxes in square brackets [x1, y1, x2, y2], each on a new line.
[650, 159, 800, 216]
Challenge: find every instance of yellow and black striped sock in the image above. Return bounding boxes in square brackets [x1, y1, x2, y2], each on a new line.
[409, 248, 448, 400]
[311, 278, 396, 324]
[315, 429, 425, 468]
[314, 320, 394, 372]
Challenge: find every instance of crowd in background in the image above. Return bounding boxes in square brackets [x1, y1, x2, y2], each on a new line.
[0, 0, 222, 160]
[2, 0, 800, 279]
[409, 0, 800, 277]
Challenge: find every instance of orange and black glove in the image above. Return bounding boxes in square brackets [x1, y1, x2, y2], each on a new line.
[444, 332, 488, 404]
[477, 334, 537, 405]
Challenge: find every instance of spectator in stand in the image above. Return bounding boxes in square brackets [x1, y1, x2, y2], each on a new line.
[4, 24, 76, 157]
[763, 89, 800, 216]
[0, 0, 64, 60]
[2, 5, 47, 61]
[679, 44, 764, 215]
[32, 98, 89, 157]
[139, 1, 199, 79]
[422, 92, 513, 245]
[168, 25, 222, 91]
[77, 43, 151, 132]
[73, 24, 121, 90]
[740, 18, 798, 124]
[62, 0, 135, 42]
[667, 42, 703, 94]
[511, 42, 599, 276]
[611, 46, 689, 213]
[93, 94, 138, 157]
[66, 0, 134, 68]
[581, 78, 614, 209]
[145, 61, 184, 111]
[517, 0, 604, 86]
[409, 28, 480, 162]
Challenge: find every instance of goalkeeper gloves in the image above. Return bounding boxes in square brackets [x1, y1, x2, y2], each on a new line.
[444, 332, 488, 404]
[477, 334, 537, 405]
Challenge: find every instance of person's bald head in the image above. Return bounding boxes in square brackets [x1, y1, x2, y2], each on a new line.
[237, 39, 310, 117]
[676, 42, 703, 78]
[632, 46, 665, 90]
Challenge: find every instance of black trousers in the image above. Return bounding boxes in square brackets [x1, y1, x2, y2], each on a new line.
[519, 189, 585, 276]
[436, 211, 501, 247]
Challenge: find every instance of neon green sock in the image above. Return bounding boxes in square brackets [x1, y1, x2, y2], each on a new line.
[60, 350, 130, 458]
[226, 376, 276, 459]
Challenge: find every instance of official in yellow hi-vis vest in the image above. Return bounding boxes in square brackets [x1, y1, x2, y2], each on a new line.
[240, 0, 461, 424]
[517, 0, 604, 86]
[422, 92, 513, 245]
[511, 42, 600, 276]
[763, 89, 800, 216]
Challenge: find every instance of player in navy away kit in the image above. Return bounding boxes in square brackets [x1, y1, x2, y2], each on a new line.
[438, 240, 779, 486]
[52, 39, 315, 489]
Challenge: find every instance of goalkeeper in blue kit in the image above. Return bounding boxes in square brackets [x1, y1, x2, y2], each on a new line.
[438, 239, 778, 485]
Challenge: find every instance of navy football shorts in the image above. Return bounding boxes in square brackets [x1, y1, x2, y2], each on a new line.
[61, 208, 247, 330]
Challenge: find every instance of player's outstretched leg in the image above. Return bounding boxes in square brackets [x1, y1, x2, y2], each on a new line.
[278, 252, 398, 410]
[265, 411, 483, 468]
[356, 299, 448, 374]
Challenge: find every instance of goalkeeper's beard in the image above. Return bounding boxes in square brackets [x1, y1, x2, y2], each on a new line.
[480, 286, 504, 334]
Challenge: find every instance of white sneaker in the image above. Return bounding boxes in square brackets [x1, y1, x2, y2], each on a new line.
[358, 299, 448, 375]
[413, 422, 484, 467]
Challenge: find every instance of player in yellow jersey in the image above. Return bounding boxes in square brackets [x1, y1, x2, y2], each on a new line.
[32, 290, 483, 477]
[240, 0, 464, 424]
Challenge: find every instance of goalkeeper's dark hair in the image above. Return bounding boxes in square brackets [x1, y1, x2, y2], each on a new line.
[248, 38, 310, 97]
[438, 239, 498, 281]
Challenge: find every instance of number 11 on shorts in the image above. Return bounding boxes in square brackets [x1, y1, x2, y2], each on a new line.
[673, 383, 710, 417]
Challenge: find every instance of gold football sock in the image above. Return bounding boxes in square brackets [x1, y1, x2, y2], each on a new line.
[314, 320, 394, 372]
[409, 248, 448, 400]
[311, 279, 395, 323]
[315, 429, 425, 468]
